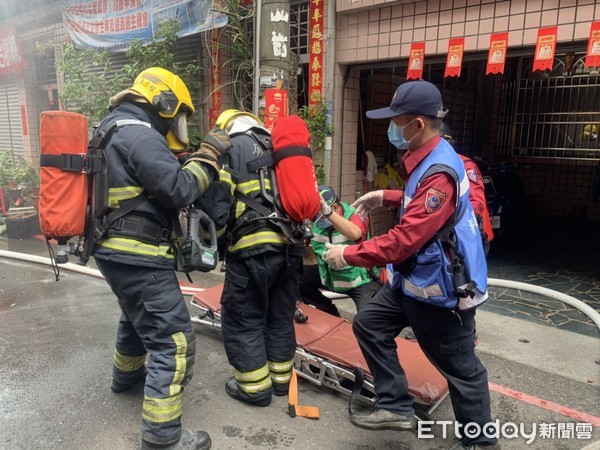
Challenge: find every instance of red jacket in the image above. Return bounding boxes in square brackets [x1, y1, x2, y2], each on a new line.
[459, 155, 494, 242]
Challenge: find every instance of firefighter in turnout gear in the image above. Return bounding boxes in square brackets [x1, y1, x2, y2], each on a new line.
[93, 67, 231, 450]
[213, 110, 306, 406]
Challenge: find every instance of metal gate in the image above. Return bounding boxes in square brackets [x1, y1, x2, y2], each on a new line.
[0, 76, 25, 158]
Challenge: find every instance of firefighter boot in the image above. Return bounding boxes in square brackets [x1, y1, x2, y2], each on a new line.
[141, 429, 211, 450]
[111, 368, 147, 393]
[225, 377, 272, 407]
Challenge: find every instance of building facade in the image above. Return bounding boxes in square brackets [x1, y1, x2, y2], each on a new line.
[1, 0, 599, 228]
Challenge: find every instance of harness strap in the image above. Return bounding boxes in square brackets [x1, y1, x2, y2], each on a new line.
[95, 192, 149, 241]
[105, 213, 172, 245]
[246, 146, 312, 172]
[230, 191, 294, 243]
[348, 367, 365, 416]
[40, 154, 86, 172]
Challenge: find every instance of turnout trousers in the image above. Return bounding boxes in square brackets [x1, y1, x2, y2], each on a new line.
[220, 250, 301, 396]
[352, 284, 497, 447]
[96, 259, 196, 446]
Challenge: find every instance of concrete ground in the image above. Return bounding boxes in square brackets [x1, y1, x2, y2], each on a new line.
[0, 233, 599, 450]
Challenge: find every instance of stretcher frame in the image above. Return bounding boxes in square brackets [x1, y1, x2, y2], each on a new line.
[189, 284, 449, 417]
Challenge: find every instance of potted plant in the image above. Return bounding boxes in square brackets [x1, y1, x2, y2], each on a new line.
[0, 149, 39, 211]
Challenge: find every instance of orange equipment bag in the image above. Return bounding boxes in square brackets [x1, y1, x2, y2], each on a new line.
[39, 111, 89, 242]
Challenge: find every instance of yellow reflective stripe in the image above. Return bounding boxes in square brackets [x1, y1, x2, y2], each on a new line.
[268, 359, 294, 372]
[142, 392, 183, 424]
[97, 237, 175, 258]
[113, 350, 146, 372]
[108, 186, 144, 209]
[183, 163, 209, 192]
[269, 359, 293, 383]
[271, 372, 292, 384]
[234, 364, 270, 382]
[234, 364, 272, 393]
[229, 231, 288, 252]
[219, 169, 232, 183]
[239, 377, 272, 394]
[237, 179, 271, 195]
[169, 332, 187, 397]
[235, 199, 246, 219]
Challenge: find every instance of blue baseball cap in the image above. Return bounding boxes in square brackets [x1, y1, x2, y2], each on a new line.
[366, 80, 449, 120]
[318, 186, 338, 206]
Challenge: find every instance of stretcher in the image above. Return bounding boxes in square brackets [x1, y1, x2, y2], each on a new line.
[190, 284, 449, 417]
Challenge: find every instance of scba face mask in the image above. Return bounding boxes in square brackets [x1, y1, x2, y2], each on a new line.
[166, 112, 189, 152]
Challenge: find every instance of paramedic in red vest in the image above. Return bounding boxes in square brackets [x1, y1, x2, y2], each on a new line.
[299, 185, 380, 316]
[440, 122, 494, 255]
[213, 111, 306, 407]
[93, 67, 231, 450]
[323, 81, 498, 449]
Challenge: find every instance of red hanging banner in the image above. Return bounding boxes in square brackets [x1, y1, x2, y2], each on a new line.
[264, 89, 288, 130]
[585, 21, 600, 68]
[0, 24, 27, 76]
[486, 33, 509, 75]
[533, 27, 558, 72]
[209, 28, 221, 128]
[406, 42, 425, 80]
[444, 37, 465, 78]
[308, 0, 324, 107]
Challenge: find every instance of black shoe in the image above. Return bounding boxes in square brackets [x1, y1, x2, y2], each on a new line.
[272, 382, 289, 397]
[111, 369, 147, 393]
[350, 408, 417, 431]
[449, 441, 501, 450]
[225, 377, 271, 407]
[141, 429, 211, 450]
[294, 307, 308, 323]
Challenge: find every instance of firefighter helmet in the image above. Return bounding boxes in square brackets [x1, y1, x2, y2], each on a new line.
[109, 67, 196, 151]
[216, 109, 263, 135]
[129, 67, 194, 118]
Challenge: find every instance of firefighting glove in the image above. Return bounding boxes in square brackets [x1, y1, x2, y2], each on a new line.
[350, 190, 384, 217]
[323, 242, 348, 270]
[185, 127, 232, 176]
[320, 196, 333, 217]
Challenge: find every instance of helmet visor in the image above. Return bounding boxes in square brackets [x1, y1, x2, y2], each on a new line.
[225, 114, 262, 135]
[172, 112, 189, 145]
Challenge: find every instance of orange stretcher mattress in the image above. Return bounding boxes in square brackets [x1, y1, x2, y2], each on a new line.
[190, 284, 449, 408]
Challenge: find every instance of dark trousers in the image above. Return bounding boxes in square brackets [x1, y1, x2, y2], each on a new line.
[298, 264, 380, 315]
[96, 259, 195, 446]
[352, 284, 496, 446]
[221, 250, 301, 375]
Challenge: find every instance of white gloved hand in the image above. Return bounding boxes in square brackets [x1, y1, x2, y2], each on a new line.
[320, 196, 333, 217]
[350, 190, 384, 217]
[323, 243, 348, 270]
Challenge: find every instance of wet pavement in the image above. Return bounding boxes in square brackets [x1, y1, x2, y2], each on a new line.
[485, 218, 600, 338]
[0, 221, 599, 450]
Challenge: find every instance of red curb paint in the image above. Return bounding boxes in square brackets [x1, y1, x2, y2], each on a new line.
[489, 382, 600, 427]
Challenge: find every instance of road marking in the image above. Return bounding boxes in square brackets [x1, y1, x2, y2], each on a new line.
[489, 382, 600, 426]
